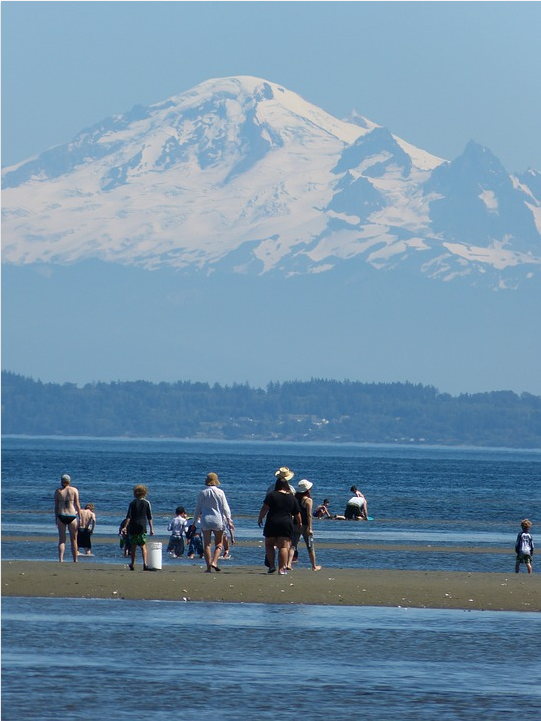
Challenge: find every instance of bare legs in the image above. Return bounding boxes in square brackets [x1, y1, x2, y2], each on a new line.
[287, 543, 296, 570]
[203, 529, 223, 572]
[129, 541, 149, 570]
[265, 537, 290, 572]
[515, 559, 533, 574]
[129, 543, 137, 569]
[308, 546, 321, 571]
[289, 531, 321, 571]
[277, 542, 289, 573]
[58, 519, 78, 562]
[265, 538, 277, 571]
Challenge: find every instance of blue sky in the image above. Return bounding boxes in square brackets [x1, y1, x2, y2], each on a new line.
[2, 1, 540, 173]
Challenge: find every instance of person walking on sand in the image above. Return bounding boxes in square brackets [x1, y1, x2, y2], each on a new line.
[125, 484, 154, 571]
[289, 480, 322, 571]
[258, 476, 302, 575]
[77, 503, 96, 556]
[515, 519, 534, 574]
[54, 474, 82, 562]
[189, 473, 235, 573]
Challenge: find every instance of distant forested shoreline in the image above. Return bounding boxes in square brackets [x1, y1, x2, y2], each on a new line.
[2, 371, 541, 448]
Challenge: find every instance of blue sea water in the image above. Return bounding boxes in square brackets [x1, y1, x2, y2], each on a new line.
[2, 437, 541, 719]
[3, 436, 540, 570]
[2, 598, 540, 720]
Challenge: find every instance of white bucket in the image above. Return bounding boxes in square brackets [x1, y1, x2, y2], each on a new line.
[147, 541, 163, 570]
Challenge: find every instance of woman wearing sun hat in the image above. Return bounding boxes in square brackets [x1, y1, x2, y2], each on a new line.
[266, 467, 296, 495]
[258, 469, 301, 575]
[289, 479, 321, 571]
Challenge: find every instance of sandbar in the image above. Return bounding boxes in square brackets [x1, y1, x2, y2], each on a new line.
[2, 560, 539, 612]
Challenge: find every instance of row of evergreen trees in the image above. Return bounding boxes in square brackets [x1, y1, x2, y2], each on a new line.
[2, 371, 540, 447]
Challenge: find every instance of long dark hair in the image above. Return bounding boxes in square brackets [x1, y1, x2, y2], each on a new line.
[275, 478, 291, 492]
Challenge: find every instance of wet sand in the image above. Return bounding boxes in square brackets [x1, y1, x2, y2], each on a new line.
[2, 560, 539, 611]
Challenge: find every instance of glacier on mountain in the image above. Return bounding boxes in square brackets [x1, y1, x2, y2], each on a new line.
[2, 75, 540, 288]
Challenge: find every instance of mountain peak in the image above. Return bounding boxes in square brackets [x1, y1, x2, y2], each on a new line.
[2, 76, 539, 287]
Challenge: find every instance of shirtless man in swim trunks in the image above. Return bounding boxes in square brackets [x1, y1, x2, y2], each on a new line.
[54, 474, 82, 562]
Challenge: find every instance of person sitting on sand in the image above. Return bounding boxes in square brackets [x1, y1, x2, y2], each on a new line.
[77, 503, 96, 556]
[314, 499, 332, 519]
[54, 474, 82, 563]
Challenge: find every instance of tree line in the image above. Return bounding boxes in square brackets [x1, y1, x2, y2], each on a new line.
[2, 371, 541, 448]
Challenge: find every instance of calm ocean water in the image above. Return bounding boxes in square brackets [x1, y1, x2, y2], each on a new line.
[2, 436, 540, 569]
[2, 598, 540, 720]
[2, 437, 541, 718]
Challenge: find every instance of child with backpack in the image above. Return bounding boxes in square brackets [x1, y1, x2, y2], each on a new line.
[515, 519, 534, 574]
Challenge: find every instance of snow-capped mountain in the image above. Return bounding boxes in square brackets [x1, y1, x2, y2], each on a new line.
[2, 75, 540, 288]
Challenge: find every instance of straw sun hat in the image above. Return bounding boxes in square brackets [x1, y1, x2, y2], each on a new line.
[275, 467, 294, 481]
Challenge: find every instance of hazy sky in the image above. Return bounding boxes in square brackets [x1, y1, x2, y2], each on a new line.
[2, 1, 540, 174]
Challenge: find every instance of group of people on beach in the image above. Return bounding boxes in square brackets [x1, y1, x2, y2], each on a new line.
[55, 470, 534, 575]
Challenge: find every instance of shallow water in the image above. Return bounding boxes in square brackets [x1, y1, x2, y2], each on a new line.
[2, 438, 541, 719]
[2, 597, 540, 720]
[2, 437, 540, 572]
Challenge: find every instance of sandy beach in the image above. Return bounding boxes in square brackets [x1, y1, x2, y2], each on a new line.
[2, 559, 539, 612]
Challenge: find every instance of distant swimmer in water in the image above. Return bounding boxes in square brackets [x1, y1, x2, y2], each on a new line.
[54, 474, 82, 562]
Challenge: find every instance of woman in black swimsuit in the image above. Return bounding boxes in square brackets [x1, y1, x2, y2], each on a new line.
[54, 474, 82, 562]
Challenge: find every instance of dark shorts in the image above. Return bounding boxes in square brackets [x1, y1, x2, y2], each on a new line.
[516, 553, 532, 564]
[264, 521, 293, 539]
[130, 533, 147, 547]
[77, 528, 92, 548]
